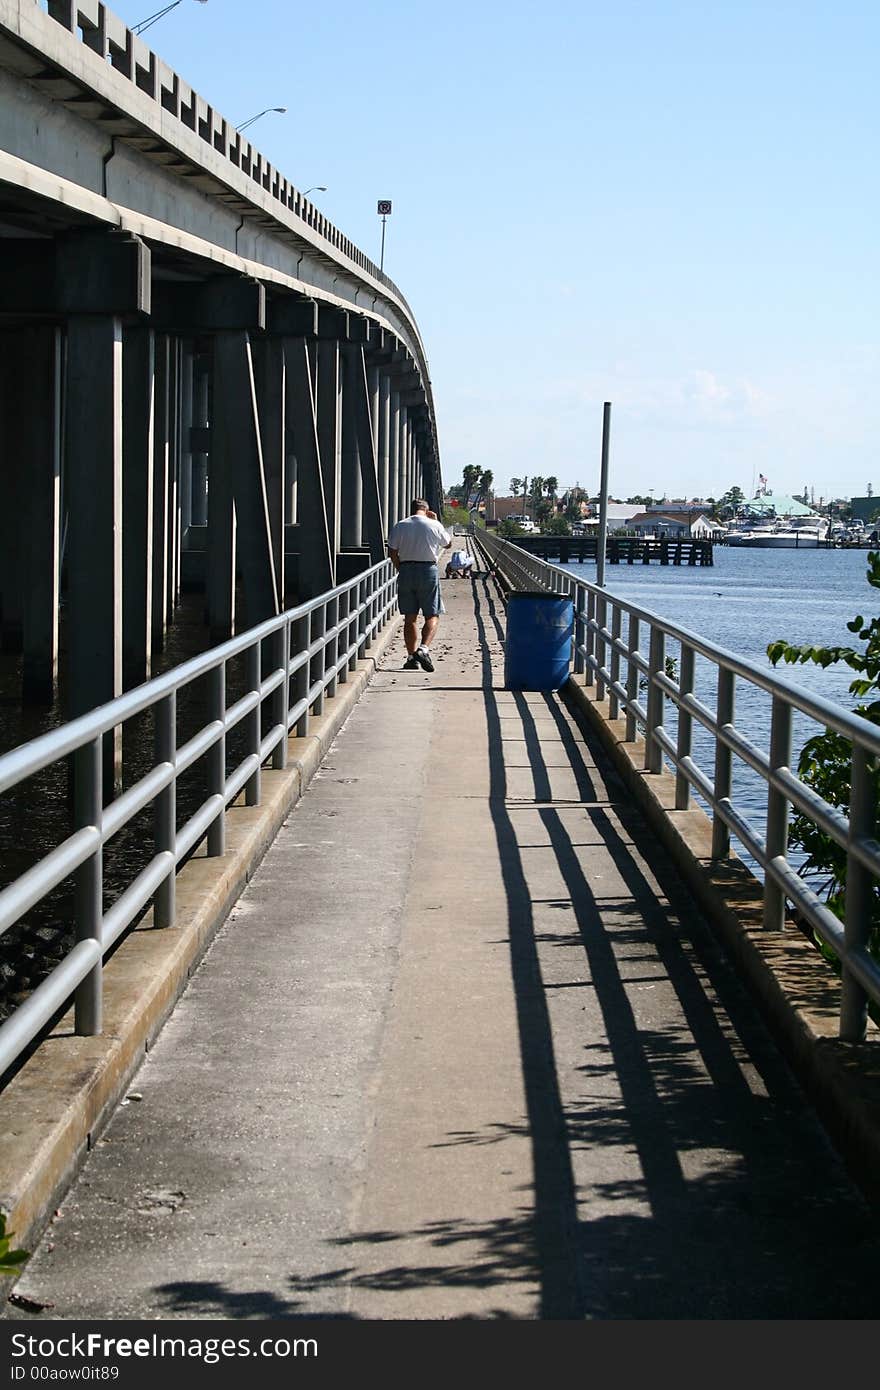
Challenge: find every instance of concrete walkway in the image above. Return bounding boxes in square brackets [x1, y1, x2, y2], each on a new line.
[11, 564, 880, 1320]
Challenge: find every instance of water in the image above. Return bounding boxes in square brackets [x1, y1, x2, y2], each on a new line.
[559, 544, 876, 877]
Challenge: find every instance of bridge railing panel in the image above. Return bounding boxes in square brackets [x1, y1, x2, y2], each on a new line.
[0, 561, 397, 1079]
[472, 526, 880, 1042]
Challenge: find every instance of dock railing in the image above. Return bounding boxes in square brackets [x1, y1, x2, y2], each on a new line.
[474, 527, 880, 1043]
[0, 562, 396, 1076]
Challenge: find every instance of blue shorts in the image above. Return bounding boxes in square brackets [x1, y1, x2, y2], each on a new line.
[397, 561, 443, 617]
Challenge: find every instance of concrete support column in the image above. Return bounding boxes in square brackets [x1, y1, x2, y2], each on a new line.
[167, 340, 180, 617]
[211, 330, 278, 633]
[191, 352, 209, 527]
[405, 410, 414, 511]
[378, 372, 391, 533]
[122, 324, 154, 689]
[317, 336, 341, 561]
[388, 389, 400, 526]
[151, 335, 171, 649]
[285, 336, 333, 599]
[340, 348, 363, 549]
[178, 340, 194, 548]
[344, 342, 385, 564]
[253, 337, 286, 609]
[205, 338, 235, 640]
[397, 404, 408, 521]
[56, 229, 149, 783]
[283, 360, 297, 529]
[4, 328, 62, 699]
[65, 315, 123, 785]
[0, 336, 21, 653]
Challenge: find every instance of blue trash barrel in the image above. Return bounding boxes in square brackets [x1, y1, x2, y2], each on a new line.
[504, 590, 574, 691]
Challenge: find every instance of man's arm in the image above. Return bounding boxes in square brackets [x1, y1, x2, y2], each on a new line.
[389, 547, 401, 572]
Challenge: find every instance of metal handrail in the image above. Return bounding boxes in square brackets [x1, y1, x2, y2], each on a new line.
[474, 527, 880, 1042]
[0, 561, 396, 1075]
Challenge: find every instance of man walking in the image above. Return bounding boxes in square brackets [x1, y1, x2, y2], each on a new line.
[387, 499, 452, 672]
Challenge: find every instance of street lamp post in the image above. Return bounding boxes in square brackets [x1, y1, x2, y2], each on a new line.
[303, 186, 327, 197]
[132, 0, 207, 37]
[236, 107, 286, 133]
[377, 199, 392, 272]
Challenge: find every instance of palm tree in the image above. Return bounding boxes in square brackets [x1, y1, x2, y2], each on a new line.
[528, 476, 545, 519]
[509, 476, 522, 499]
[477, 469, 494, 516]
[462, 465, 480, 507]
[544, 476, 558, 513]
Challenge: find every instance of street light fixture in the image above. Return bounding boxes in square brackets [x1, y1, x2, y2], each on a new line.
[235, 107, 286, 133]
[377, 198, 392, 273]
[303, 186, 327, 197]
[132, 0, 207, 38]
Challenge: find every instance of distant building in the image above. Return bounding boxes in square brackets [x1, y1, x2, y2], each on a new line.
[585, 503, 643, 531]
[492, 496, 534, 523]
[850, 495, 880, 524]
[739, 493, 819, 518]
[628, 510, 723, 539]
[647, 499, 714, 513]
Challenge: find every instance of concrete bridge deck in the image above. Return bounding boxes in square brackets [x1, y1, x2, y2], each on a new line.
[7, 570, 880, 1320]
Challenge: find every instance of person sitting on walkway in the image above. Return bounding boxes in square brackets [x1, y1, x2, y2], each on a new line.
[445, 549, 475, 580]
[387, 499, 452, 672]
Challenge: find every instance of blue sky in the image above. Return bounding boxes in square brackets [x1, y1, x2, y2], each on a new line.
[105, 0, 878, 503]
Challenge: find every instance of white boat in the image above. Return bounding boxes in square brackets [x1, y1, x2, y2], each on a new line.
[728, 517, 827, 548]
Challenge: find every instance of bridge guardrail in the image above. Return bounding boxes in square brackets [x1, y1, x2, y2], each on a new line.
[0, 561, 397, 1076]
[24, 0, 401, 303]
[473, 527, 880, 1043]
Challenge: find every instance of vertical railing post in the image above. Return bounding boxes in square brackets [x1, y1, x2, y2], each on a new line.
[294, 611, 311, 737]
[272, 620, 289, 771]
[312, 603, 327, 715]
[609, 605, 622, 720]
[74, 736, 103, 1035]
[595, 592, 607, 701]
[762, 695, 792, 929]
[245, 639, 261, 806]
[154, 691, 176, 927]
[585, 589, 596, 688]
[352, 578, 363, 670]
[573, 581, 585, 676]
[328, 594, 341, 694]
[625, 613, 639, 742]
[712, 667, 735, 859]
[339, 589, 352, 684]
[675, 644, 695, 810]
[645, 626, 665, 773]
[363, 571, 374, 651]
[841, 744, 871, 1041]
[207, 661, 226, 857]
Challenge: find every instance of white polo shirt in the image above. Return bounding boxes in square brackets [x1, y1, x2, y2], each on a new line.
[387, 514, 451, 563]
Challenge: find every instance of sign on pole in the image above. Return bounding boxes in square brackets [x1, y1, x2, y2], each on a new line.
[377, 200, 392, 215]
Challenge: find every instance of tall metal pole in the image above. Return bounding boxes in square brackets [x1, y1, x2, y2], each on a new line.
[380, 215, 387, 273]
[596, 401, 611, 588]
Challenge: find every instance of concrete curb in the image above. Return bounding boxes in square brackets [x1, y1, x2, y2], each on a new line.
[0, 616, 402, 1268]
[562, 677, 880, 1205]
